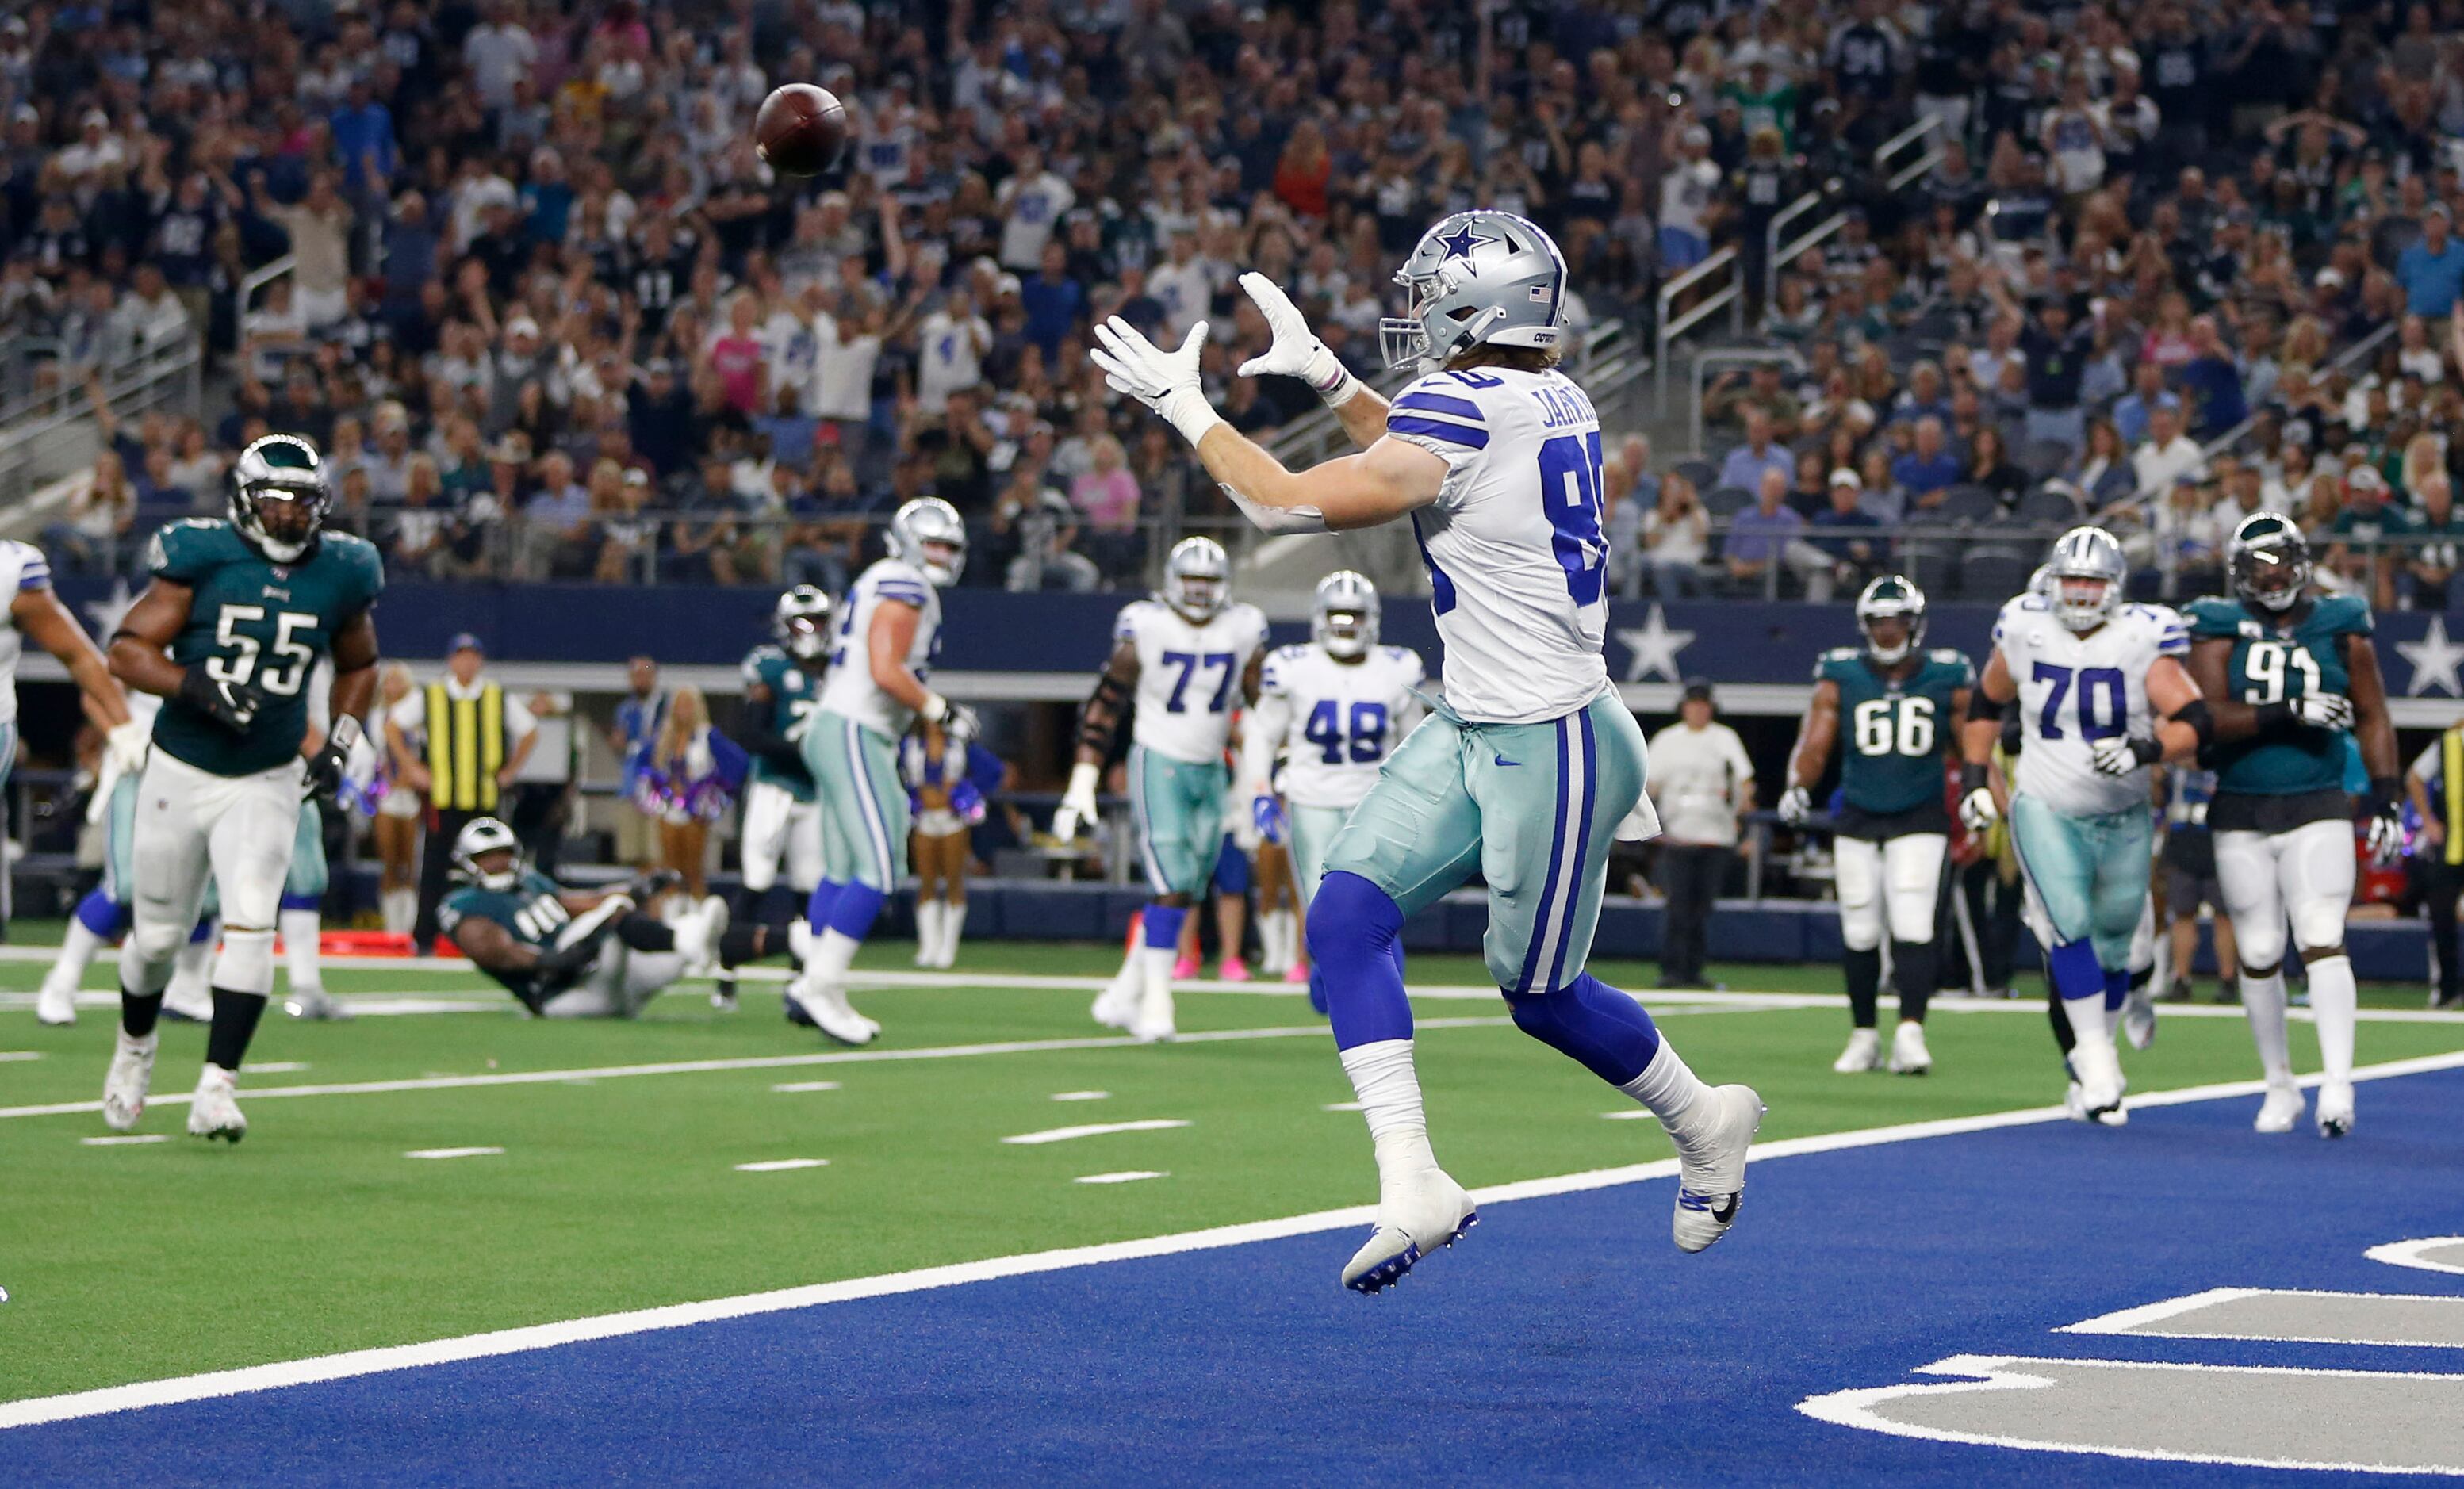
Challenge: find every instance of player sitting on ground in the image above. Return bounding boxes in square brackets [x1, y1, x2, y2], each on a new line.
[1092, 209, 1763, 1292]
[441, 817, 762, 1016]
[1779, 575, 1972, 1077]
[1959, 528, 2208, 1127]
[2185, 512, 2398, 1136]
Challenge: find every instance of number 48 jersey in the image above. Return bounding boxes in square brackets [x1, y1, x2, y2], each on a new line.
[1994, 595, 2188, 816]
[1384, 365, 1610, 726]
[1252, 642, 1427, 810]
[1815, 646, 1974, 819]
[1120, 598, 1270, 765]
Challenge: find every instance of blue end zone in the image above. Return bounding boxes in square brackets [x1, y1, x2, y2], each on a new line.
[12, 1070, 2464, 1485]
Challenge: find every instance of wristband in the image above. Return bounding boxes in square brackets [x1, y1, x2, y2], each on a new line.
[919, 692, 949, 724]
[1960, 762, 1990, 794]
[2254, 700, 2291, 731]
[2370, 775, 2402, 813]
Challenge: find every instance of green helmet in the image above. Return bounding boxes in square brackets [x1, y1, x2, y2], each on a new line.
[1854, 574, 1926, 663]
[228, 434, 329, 563]
[2228, 510, 2313, 613]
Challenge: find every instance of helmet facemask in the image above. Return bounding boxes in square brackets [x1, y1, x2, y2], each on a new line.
[2053, 573, 2118, 631]
[450, 818, 524, 891]
[1319, 609, 1370, 660]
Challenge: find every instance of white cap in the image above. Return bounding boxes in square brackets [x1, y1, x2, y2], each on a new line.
[1829, 468, 1863, 490]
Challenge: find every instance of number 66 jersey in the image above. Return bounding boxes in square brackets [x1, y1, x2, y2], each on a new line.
[1993, 592, 2187, 816]
[1383, 366, 1609, 725]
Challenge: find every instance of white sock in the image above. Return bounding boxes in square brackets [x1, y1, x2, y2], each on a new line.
[942, 902, 965, 965]
[914, 901, 944, 963]
[46, 919, 105, 992]
[1278, 909, 1300, 970]
[170, 936, 213, 1001]
[382, 887, 417, 935]
[280, 908, 323, 993]
[2305, 953, 2357, 1085]
[810, 928, 860, 985]
[1619, 1038, 1713, 1144]
[1140, 944, 1177, 1015]
[2057, 993, 2112, 1051]
[2240, 969, 2294, 1084]
[1339, 1038, 1437, 1177]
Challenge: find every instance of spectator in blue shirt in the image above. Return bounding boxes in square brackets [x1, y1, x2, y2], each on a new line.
[1891, 417, 1963, 506]
[2176, 316, 2248, 438]
[2111, 360, 2178, 447]
[1715, 408, 1794, 495]
[2397, 209, 2464, 318]
[607, 656, 669, 871]
[1724, 467, 1837, 599]
[328, 78, 397, 193]
[1019, 242, 1085, 361]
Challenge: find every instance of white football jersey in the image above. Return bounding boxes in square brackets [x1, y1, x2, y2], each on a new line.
[818, 558, 941, 739]
[0, 540, 49, 728]
[1995, 595, 2189, 815]
[1118, 599, 1270, 765]
[1385, 366, 1610, 724]
[1247, 642, 1427, 810]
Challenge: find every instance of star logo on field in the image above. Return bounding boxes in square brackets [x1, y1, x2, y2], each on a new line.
[1615, 604, 1695, 683]
[1435, 224, 1493, 270]
[2398, 614, 2464, 697]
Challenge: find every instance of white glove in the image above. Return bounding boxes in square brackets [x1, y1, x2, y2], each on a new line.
[2291, 693, 2355, 729]
[1776, 784, 1811, 825]
[1090, 316, 1222, 448]
[2089, 736, 2160, 777]
[105, 718, 148, 777]
[2367, 804, 2405, 866]
[1235, 272, 1358, 406]
[1957, 787, 2000, 833]
[1051, 760, 1102, 843]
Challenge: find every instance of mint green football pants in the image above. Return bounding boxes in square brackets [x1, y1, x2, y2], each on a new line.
[2008, 793, 2152, 970]
[1323, 691, 1647, 995]
[1286, 803, 1354, 908]
[1129, 745, 1229, 898]
[803, 710, 910, 893]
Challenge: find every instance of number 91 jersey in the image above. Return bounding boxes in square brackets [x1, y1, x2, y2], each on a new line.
[1384, 366, 1611, 726]
[1815, 646, 1974, 822]
[1121, 599, 1269, 765]
[1257, 642, 1426, 810]
[146, 519, 384, 777]
[1994, 594, 2187, 815]
[2183, 594, 2368, 798]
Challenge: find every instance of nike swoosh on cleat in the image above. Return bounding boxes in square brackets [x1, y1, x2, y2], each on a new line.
[1711, 1193, 1738, 1223]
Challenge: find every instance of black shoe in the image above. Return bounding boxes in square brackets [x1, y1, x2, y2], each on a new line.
[2159, 978, 2192, 1004]
[2211, 983, 2241, 1005]
[2432, 989, 2464, 1011]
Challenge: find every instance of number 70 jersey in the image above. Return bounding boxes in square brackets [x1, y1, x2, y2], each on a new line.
[1993, 594, 2188, 816]
[1384, 365, 1611, 726]
[1120, 599, 1270, 765]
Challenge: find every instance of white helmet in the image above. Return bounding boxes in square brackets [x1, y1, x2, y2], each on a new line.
[773, 584, 835, 660]
[450, 817, 523, 892]
[1853, 575, 1926, 664]
[1163, 536, 1228, 622]
[228, 434, 330, 563]
[887, 497, 967, 586]
[2044, 526, 2128, 632]
[1380, 209, 1568, 373]
[1312, 570, 1380, 660]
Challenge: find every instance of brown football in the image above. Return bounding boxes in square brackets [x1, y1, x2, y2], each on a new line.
[754, 83, 846, 178]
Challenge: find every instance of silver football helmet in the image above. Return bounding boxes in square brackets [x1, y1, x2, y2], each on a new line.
[450, 816, 523, 891]
[2044, 526, 2128, 632]
[773, 584, 835, 660]
[887, 497, 967, 586]
[1380, 209, 1569, 373]
[1312, 570, 1380, 660]
[229, 433, 330, 564]
[1854, 574, 1926, 664]
[1163, 536, 1229, 622]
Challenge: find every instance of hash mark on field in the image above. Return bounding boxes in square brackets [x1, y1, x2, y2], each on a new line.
[404, 1147, 503, 1160]
[81, 1134, 167, 1146]
[1600, 1110, 1654, 1120]
[1323, 1101, 1363, 1112]
[772, 1081, 841, 1093]
[1075, 1170, 1167, 1185]
[251, 1062, 309, 1074]
[735, 1158, 829, 1173]
[1002, 1119, 1191, 1146]
[0, 1051, 41, 1062]
[1049, 1090, 1109, 1102]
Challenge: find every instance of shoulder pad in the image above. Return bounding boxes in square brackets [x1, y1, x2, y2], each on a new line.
[1113, 600, 1152, 641]
[1387, 373, 1493, 453]
[146, 518, 240, 583]
[2320, 594, 2374, 634]
[324, 530, 385, 602]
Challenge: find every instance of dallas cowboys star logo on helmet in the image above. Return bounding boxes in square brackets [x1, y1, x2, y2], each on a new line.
[1435, 223, 1493, 269]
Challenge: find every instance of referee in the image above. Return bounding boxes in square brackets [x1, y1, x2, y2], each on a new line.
[385, 633, 538, 953]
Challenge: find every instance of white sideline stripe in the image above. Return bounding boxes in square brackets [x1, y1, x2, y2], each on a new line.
[0, 1018, 1516, 1122]
[1048, 1090, 1109, 1102]
[79, 1134, 166, 1146]
[403, 1147, 501, 1161]
[1001, 1119, 1190, 1146]
[1075, 1171, 1167, 1185]
[12, 1048, 2464, 1435]
[250, 1062, 310, 1074]
[2368, 1238, 2464, 1277]
[734, 1159, 829, 1173]
[1321, 1101, 1362, 1112]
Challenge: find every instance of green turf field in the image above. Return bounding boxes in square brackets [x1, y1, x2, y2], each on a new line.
[4, 928, 2459, 1409]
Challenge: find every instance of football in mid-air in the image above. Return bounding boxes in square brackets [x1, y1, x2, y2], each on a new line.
[755, 83, 845, 178]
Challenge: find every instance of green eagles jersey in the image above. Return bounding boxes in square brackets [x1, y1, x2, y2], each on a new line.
[1815, 645, 1975, 815]
[439, 869, 573, 1009]
[145, 519, 384, 777]
[741, 644, 822, 801]
[2186, 593, 2369, 796]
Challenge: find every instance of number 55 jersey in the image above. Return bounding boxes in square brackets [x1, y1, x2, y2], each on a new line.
[1993, 594, 2188, 816]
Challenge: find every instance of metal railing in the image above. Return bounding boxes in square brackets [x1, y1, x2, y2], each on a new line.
[0, 333, 203, 516]
[1876, 114, 1946, 191]
[1763, 186, 1834, 311]
[1654, 249, 1745, 415]
[238, 254, 297, 315]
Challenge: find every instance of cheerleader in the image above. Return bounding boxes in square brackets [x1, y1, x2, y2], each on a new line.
[370, 662, 424, 934]
[902, 718, 998, 968]
[641, 686, 726, 898]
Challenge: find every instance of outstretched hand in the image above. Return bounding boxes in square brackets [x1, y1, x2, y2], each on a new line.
[1090, 317, 1221, 447]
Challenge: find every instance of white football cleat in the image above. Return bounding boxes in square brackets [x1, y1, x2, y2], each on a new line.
[2255, 1081, 2305, 1134]
[284, 985, 352, 1020]
[2122, 985, 2158, 1050]
[2064, 1080, 2090, 1123]
[1832, 1028, 1881, 1074]
[1090, 967, 1140, 1031]
[1342, 1165, 1477, 1294]
[674, 896, 727, 976]
[35, 974, 77, 1026]
[1887, 1020, 1932, 1075]
[2070, 1040, 2127, 1124]
[788, 977, 878, 1047]
[1129, 983, 1176, 1045]
[1671, 1084, 1765, 1254]
[102, 1029, 157, 1131]
[2316, 1081, 2355, 1139]
[187, 1063, 247, 1143]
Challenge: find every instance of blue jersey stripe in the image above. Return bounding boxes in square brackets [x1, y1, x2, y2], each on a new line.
[1392, 391, 1485, 421]
[876, 584, 930, 605]
[1387, 415, 1489, 450]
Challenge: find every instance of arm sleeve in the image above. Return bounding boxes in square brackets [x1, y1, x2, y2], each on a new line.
[1241, 691, 1289, 795]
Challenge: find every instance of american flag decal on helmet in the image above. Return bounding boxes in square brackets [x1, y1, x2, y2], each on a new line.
[1529, 284, 1551, 300]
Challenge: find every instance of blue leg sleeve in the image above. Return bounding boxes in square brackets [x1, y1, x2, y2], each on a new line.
[1307, 871, 1413, 1051]
[2047, 938, 2105, 1004]
[280, 892, 321, 913]
[76, 887, 128, 939]
[826, 882, 884, 943]
[805, 878, 843, 936]
[2102, 967, 2132, 1012]
[1143, 904, 1187, 951]
[1503, 972, 1664, 1085]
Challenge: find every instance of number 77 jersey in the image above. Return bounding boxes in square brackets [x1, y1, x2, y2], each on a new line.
[1384, 365, 1610, 725]
[1993, 592, 2188, 815]
[1120, 598, 1270, 765]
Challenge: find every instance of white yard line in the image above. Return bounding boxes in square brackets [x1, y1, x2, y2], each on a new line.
[1001, 1119, 1191, 1146]
[1075, 1171, 1167, 1185]
[403, 1147, 502, 1161]
[7, 1048, 2462, 1434]
[734, 1158, 828, 1173]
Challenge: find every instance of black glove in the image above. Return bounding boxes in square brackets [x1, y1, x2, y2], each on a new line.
[624, 867, 683, 902]
[532, 933, 606, 993]
[180, 666, 264, 733]
[303, 717, 359, 800]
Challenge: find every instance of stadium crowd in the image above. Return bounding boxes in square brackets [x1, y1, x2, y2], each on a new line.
[6, 0, 2464, 607]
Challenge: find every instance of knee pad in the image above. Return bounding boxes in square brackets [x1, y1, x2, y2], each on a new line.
[1307, 871, 1400, 964]
[2236, 920, 2287, 976]
[2240, 959, 2280, 980]
[2290, 898, 2348, 956]
[213, 927, 277, 996]
[1837, 894, 1883, 952]
[128, 913, 191, 970]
